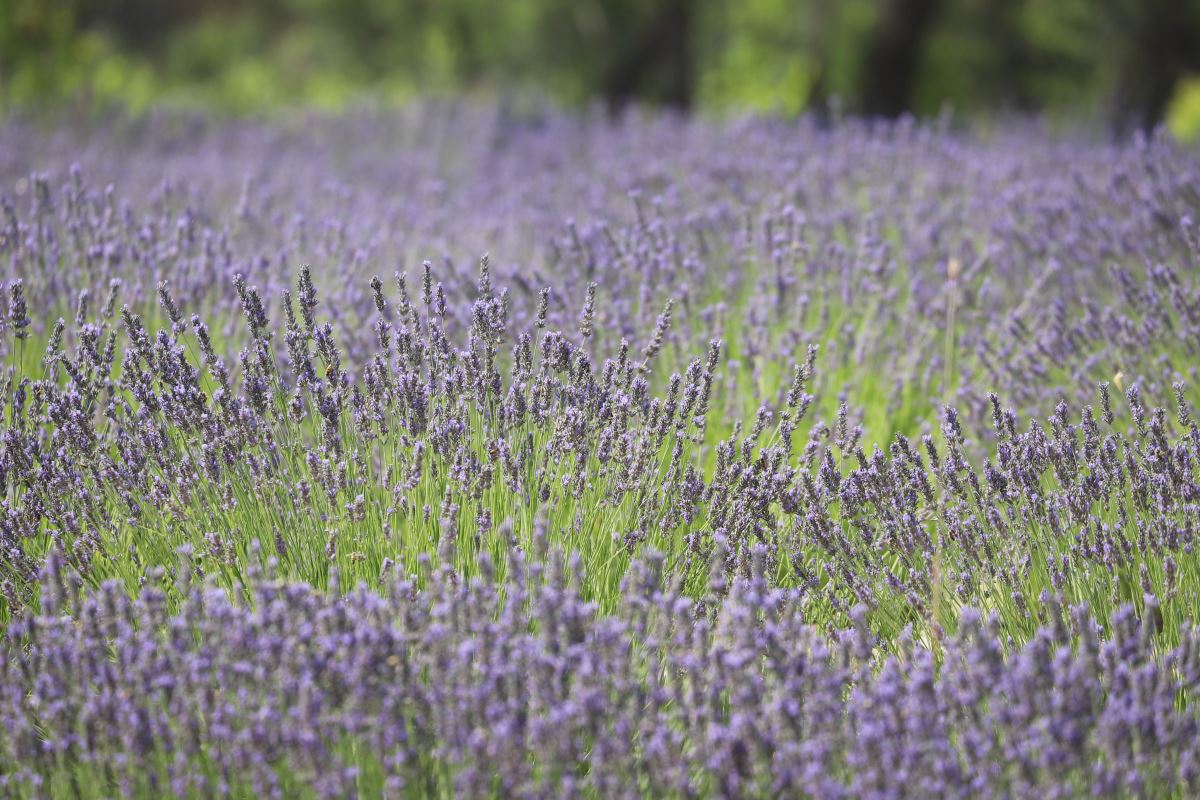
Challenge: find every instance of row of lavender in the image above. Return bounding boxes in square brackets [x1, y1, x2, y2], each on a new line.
[4, 548, 1198, 798]
[3, 108, 1199, 427]
[1, 107, 1199, 795]
[0, 255, 1197, 643]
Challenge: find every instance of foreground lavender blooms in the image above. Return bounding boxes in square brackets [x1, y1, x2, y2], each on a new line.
[1, 256, 1199, 649]
[3, 549, 1198, 799]
[3, 106, 1200, 796]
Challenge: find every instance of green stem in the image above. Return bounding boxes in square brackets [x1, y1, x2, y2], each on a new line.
[943, 277, 957, 399]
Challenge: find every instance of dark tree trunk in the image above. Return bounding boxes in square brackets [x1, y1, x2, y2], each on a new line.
[1109, 0, 1200, 137]
[601, 0, 695, 113]
[859, 0, 944, 118]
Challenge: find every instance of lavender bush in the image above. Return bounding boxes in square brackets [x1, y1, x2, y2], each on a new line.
[4, 547, 1200, 798]
[2, 105, 1200, 796]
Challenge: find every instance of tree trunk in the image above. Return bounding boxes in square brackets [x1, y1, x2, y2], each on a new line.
[860, 0, 944, 118]
[1109, 0, 1199, 137]
[601, 0, 695, 113]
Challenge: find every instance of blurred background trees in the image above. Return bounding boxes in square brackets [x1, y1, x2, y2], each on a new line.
[2, 0, 1199, 137]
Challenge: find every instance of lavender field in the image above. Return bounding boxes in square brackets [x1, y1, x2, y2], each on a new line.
[2, 105, 1200, 797]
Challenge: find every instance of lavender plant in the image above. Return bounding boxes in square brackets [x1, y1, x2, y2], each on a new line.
[4, 548, 1200, 798]
[0, 256, 1198, 649]
[1, 105, 1199, 796]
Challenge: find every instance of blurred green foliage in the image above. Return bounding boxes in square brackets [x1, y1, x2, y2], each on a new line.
[2, 0, 1199, 137]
